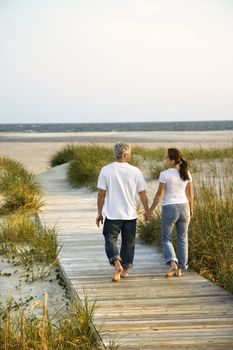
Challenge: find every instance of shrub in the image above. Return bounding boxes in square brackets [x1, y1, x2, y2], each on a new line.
[0, 213, 58, 281]
[0, 294, 102, 350]
[0, 157, 43, 214]
[67, 145, 114, 189]
[49, 144, 78, 167]
[137, 211, 162, 245]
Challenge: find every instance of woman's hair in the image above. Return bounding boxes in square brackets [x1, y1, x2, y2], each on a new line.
[114, 143, 131, 160]
[167, 148, 190, 181]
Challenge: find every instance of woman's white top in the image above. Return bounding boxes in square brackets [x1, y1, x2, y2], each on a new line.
[97, 162, 146, 220]
[159, 168, 192, 206]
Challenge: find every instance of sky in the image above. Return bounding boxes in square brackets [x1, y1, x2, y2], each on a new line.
[0, 0, 233, 124]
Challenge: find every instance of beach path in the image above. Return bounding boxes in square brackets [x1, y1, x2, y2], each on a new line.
[38, 164, 233, 350]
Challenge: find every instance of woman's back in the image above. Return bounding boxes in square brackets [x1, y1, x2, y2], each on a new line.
[159, 168, 192, 205]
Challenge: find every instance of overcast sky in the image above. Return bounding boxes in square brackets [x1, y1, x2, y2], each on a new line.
[0, 0, 233, 124]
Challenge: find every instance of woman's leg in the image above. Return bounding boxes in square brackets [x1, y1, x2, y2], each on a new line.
[161, 205, 179, 266]
[176, 204, 190, 271]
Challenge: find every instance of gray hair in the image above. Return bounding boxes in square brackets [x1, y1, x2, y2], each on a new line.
[114, 143, 131, 160]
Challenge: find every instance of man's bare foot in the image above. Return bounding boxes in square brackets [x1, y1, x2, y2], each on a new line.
[165, 260, 178, 278]
[112, 260, 123, 282]
[121, 269, 129, 278]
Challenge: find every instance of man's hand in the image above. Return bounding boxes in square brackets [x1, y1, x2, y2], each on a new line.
[143, 210, 150, 221]
[96, 214, 104, 227]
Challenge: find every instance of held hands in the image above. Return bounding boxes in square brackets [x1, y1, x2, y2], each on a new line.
[143, 209, 153, 221]
[96, 214, 103, 227]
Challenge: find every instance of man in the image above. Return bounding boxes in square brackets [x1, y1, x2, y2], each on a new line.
[96, 143, 149, 282]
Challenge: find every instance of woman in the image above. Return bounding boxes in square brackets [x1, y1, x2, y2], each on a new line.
[148, 148, 193, 277]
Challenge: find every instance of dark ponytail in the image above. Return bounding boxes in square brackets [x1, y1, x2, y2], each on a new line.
[167, 148, 190, 181]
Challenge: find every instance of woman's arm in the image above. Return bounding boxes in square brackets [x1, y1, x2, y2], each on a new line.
[185, 181, 194, 217]
[148, 182, 165, 217]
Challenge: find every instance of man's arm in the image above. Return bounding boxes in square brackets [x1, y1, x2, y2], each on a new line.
[138, 190, 149, 219]
[148, 182, 165, 217]
[96, 189, 106, 227]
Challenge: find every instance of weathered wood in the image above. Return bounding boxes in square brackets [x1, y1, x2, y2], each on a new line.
[38, 166, 233, 350]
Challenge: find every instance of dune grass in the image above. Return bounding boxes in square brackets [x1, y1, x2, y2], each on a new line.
[0, 293, 102, 350]
[67, 145, 114, 189]
[50, 144, 79, 167]
[0, 157, 43, 214]
[0, 213, 59, 281]
[137, 159, 233, 294]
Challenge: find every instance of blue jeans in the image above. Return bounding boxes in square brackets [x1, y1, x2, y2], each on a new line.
[161, 203, 190, 269]
[103, 218, 137, 269]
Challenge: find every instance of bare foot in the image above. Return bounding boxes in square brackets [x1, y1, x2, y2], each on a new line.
[165, 261, 178, 278]
[112, 260, 123, 282]
[121, 269, 129, 278]
[175, 268, 182, 277]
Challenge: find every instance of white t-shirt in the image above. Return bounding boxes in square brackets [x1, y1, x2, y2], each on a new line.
[159, 168, 192, 206]
[97, 162, 146, 220]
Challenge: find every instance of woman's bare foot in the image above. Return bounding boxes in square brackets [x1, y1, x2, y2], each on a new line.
[175, 268, 182, 277]
[165, 260, 178, 278]
[112, 260, 123, 282]
[121, 269, 129, 278]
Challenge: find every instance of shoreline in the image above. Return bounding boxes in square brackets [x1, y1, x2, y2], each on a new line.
[0, 130, 232, 144]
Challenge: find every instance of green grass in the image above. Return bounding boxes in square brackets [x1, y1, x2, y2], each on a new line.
[49, 144, 79, 167]
[0, 213, 59, 281]
[0, 157, 43, 214]
[137, 159, 233, 294]
[0, 294, 102, 350]
[188, 174, 233, 293]
[67, 145, 114, 189]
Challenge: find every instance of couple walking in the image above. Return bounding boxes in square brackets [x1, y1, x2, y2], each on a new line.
[96, 143, 193, 282]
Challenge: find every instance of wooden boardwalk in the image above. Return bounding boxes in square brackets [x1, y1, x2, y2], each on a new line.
[38, 164, 233, 350]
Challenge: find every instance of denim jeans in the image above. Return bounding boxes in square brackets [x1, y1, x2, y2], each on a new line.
[103, 218, 137, 269]
[161, 203, 190, 269]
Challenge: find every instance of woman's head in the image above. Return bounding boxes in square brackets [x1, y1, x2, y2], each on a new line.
[166, 148, 190, 181]
[167, 148, 183, 164]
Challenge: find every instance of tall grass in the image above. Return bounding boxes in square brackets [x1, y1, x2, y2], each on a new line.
[49, 144, 79, 167]
[0, 157, 43, 214]
[137, 159, 233, 294]
[188, 171, 233, 293]
[67, 145, 114, 189]
[0, 214, 59, 281]
[0, 294, 102, 350]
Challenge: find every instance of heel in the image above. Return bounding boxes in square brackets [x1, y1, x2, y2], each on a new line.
[165, 261, 177, 278]
[175, 268, 182, 277]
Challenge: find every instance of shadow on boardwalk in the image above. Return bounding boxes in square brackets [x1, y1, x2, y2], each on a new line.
[38, 164, 233, 350]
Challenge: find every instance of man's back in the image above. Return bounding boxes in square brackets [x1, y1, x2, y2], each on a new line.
[97, 161, 146, 220]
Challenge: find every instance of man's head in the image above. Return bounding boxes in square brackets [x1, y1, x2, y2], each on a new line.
[114, 143, 131, 161]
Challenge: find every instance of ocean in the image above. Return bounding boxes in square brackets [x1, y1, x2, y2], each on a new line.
[0, 120, 232, 133]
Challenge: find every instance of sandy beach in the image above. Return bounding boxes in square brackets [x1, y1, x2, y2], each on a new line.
[0, 130, 232, 174]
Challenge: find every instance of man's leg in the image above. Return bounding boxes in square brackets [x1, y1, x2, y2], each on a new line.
[120, 219, 137, 276]
[103, 218, 123, 281]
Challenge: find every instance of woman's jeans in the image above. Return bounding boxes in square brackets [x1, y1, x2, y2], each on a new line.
[162, 203, 190, 269]
[103, 218, 137, 269]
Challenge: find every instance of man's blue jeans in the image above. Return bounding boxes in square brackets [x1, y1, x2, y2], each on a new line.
[161, 203, 190, 269]
[103, 218, 137, 269]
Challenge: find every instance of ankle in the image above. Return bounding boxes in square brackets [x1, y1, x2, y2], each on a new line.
[114, 260, 123, 271]
[170, 260, 177, 268]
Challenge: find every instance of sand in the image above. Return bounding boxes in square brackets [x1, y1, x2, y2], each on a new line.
[0, 130, 232, 174]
